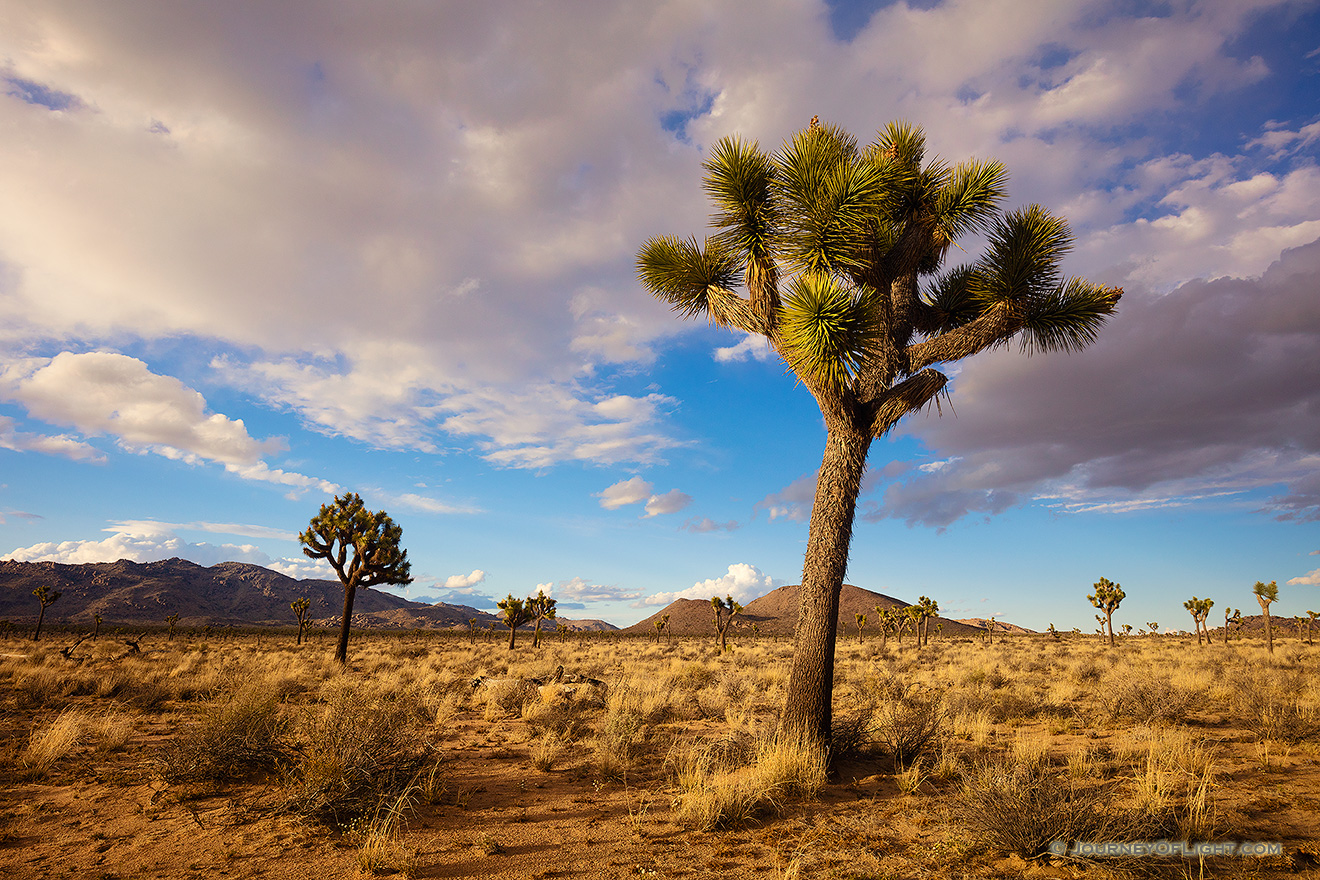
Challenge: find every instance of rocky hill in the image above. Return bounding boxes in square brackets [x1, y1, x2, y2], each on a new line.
[0, 558, 616, 631]
[624, 583, 991, 638]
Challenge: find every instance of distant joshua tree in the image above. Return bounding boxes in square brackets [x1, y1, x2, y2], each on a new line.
[556, 620, 570, 640]
[166, 613, 179, 641]
[1121, 623, 1132, 638]
[874, 606, 896, 649]
[92, 613, 102, 640]
[1047, 623, 1059, 641]
[1253, 580, 1278, 654]
[1306, 611, 1318, 647]
[1147, 622, 1159, 636]
[1183, 597, 1213, 646]
[854, 612, 866, 645]
[497, 595, 534, 650]
[32, 586, 61, 642]
[711, 595, 742, 652]
[528, 590, 557, 649]
[300, 492, 412, 665]
[291, 598, 311, 645]
[1223, 608, 1241, 645]
[1088, 577, 1124, 647]
[916, 596, 939, 647]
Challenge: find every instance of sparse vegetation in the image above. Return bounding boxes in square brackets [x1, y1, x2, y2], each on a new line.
[0, 628, 1315, 877]
[31, 585, 60, 642]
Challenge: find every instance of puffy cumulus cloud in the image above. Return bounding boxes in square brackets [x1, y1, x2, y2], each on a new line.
[597, 476, 654, 510]
[598, 477, 692, 516]
[1, 517, 326, 575]
[714, 333, 774, 363]
[444, 569, 486, 590]
[0, 352, 338, 493]
[1288, 569, 1320, 586]
[861, 238, 1320, 528]
[538, 576, 642, 607]
[644, 489, 692, 517]
[0, 415, 105, 462]
[642, 563, 779, 606]
[682, 517, 740, 533]
[7, 532, 261, 568]
[0, 1, 1314, 483]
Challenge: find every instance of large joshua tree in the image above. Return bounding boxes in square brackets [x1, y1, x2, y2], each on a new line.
[637, 119, 1120, 746]
[300, 492, 412, 665]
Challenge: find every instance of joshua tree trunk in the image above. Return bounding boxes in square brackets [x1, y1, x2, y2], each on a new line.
[780, 423, 871, 747]
[33, 604, 47, 642]
[335, 582, 357, 664]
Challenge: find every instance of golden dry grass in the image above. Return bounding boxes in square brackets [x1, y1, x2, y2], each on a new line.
[0, 628, 1317, 877]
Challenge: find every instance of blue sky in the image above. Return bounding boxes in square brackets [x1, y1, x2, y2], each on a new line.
[1, 0, 1318, 632]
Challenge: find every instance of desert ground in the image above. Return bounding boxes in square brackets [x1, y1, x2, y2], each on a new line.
[2, 627, 1318, 879]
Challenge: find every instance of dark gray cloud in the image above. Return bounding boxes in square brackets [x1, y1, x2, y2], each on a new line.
[862, 236, 1320, 527]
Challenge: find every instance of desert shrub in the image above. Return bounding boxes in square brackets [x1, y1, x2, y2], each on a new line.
[593, 705, 644, 779]
[283, 680, 434, 823]
[956, 760, 1131, 859]
[158, 678, 286, 784]
[1100, 673, 1197, 725]
[1230, 672, 1316, 743]
[478, 679, 539, 720]
[872, 688, 947, 765]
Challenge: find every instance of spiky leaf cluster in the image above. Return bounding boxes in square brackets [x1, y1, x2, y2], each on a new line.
[638, 119, 1120, 409]
[300, 492, 412, 590]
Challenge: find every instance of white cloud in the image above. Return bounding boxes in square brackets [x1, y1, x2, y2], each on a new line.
[0, 351, 337, 493]
[643, 563, 778, 606]
[644, 489, 692, 517]
[444, 569, 486, 590]
[538, 576, 642, 604]
[598, 476, 653, 509]
[756, 472, 817, 522]
[714, 333, 774, 363]
[369, 490, 481, 516]
[1287, 569, 1320, 587]
[0, 415, 105, 462]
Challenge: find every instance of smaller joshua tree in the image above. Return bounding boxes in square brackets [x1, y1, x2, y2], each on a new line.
[1223, 608, 1241, 645]
[166, 613, 179, 641]
[528, 590, 557, 649]
[1306, 611, 1318, 647]
[874, 606, 895, 649]
[1254, 580, 1278, 654]
[1148, 622, 1159, 635]
[32, 586, 61, 642]
[497, 594, 534, 650]
[916, 596, 940, 647]
[1183, 597, 1213, 646]
[291, 598, 311, 645]
[711, 595, 742, 652]
[92, 613, 102, 640]
[1088, 577, 1124, 647]
[854, 612, 866, 645]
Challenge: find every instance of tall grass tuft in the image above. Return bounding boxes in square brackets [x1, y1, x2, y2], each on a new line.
[673, 731, 827, 830]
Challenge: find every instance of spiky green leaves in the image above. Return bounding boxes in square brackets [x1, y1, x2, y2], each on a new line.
[781, 274, 880, 394]
[970, 205, 1120, 354]
[636, 236, 740, 320]
[300, 492, 412, 590]
[704, 136, 779, 266]
[775, 123, 904, 275]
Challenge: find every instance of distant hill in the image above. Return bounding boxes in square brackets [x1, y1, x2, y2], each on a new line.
[0, 558, 616, 632]
[624, 583, 992, 638]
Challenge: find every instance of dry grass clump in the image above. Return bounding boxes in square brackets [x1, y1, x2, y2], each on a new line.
[1230, 671, 1316, 744]
[347, 790, 419, 877]
[871, 686, 947, 766]
[672, 731, 827, 830]
[1099, 670, 1198, 725]
[22, 709, 88, 774]
[282, 679, 437, 824]
[956, 759, 1132, 859]
[157, 676, 287, 784]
